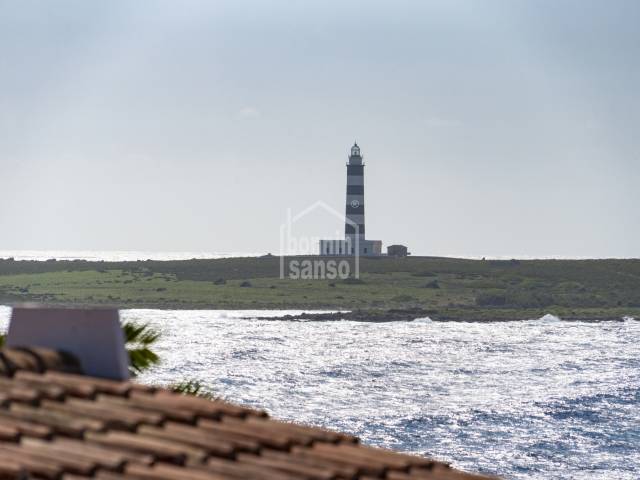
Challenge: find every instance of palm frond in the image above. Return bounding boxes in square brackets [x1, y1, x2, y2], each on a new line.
[122, 320, 162, 375]
[171, 379, 218, 400]
[123, 322, 161, 346]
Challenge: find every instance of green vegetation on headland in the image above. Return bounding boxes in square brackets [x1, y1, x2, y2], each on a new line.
[0, 256, 639, 321]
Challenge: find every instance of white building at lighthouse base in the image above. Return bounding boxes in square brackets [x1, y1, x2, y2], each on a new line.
[319, 238, 382, 256]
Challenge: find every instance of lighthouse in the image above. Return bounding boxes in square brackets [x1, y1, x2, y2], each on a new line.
[319, 143, 382, 256]
[345, 142, 365, 248]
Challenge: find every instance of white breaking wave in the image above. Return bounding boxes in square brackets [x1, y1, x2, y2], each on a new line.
[411, 316, 433, 323]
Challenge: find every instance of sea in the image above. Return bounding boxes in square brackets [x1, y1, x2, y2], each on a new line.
[0, 251, 639, 479]
[0, 250, 263, 262]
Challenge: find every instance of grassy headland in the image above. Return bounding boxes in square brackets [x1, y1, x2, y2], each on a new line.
[0, 256, 639, 321]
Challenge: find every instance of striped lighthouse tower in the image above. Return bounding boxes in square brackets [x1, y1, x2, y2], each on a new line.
[319, 142, 381, 257]
[345, 142, 365, 253]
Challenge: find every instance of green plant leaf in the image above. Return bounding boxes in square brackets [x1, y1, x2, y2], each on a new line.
[122, 320, 162, 375]
[170, 379, 217, 400]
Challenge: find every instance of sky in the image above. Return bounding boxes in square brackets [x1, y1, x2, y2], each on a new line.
[1, 0, 638, 258]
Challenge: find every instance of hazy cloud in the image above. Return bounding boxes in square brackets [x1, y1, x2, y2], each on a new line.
[425, 116, 463, 128]
[236, 107, 261, 119]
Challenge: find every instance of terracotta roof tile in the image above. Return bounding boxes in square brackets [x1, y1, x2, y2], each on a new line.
[0, 347, 497, 479]
[261, 448, 360, 479]
[198, 418, 293, 450]
[8, 402, 106, 436]
[0, 348, 82, 376]
[44, 372, 133, 397]
[0, 443, 64, 479]
[0, 425, 20, 443]
[0, 458, 26, 480]
[0, 441, 98, 476]
[0, 375, 66, 401]
[14, 371, 97, 399]
[137, 424, 238, 458]
[53, 437, 156, 466]
[153, 390, 265, 419]
[0, 412, 54, 439]
[127, 462, 231, 480]
[235, 452, 338, 480]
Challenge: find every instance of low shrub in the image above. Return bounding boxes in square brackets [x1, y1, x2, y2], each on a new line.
[475, 291, 507, 306]
[423, 280, 440, 289]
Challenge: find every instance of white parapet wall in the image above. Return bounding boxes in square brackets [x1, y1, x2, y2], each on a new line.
[7, 305, 130, 380]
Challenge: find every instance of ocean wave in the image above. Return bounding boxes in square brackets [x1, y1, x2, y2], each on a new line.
[411, 316, 433, 323]
[1, 307, 637, 479]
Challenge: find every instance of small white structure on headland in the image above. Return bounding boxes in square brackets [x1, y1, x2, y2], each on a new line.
[319, 143, 383, 256]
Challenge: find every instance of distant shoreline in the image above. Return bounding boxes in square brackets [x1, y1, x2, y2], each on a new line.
[248, 309, 635, 323]
[1, 250, 636, 262]
[0, 303, 634, 323]
[0, 250, 265, 263]
[1, 255, 639, 322]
